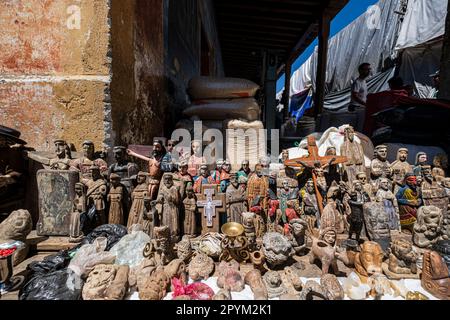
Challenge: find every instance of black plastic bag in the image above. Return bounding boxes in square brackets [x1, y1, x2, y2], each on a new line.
[19, 268, 83, 300]
[71, 224, 128, 253]
[27, 250, 71, 274]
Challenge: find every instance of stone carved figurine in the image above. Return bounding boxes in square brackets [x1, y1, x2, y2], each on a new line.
[413, 205, 443, 248]
[421, 249, 450, 300]
[363, 202, 392, 252]
[186, 140, 206, 180]
[413, 152, 428, 178]
[309, 227, 339, 275]
[347, 181, 370, 242]
[173, 160, 193, 199]
[142, 197, 158, 238]
[432, 154, 448, 183]
[421, 165, 449, 216]
[321, 183, 345, 234]
[301, 179, 320, 226]
[382, 238, 419, 279]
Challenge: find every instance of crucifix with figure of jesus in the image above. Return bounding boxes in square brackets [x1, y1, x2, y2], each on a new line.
[284, 136, 348, 216]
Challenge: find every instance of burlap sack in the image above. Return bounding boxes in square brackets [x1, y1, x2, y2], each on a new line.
[188, 76, 259, 99]
[183, 98, 261, 121]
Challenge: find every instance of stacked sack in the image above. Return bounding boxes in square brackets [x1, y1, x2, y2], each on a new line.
[184, 77, 265, 170]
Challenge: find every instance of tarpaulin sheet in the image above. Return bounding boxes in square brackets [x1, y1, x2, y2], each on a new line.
[288, 0, 402, 96]
[394, 0, 448, 51]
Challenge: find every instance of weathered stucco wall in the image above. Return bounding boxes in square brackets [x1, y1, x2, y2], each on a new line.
[0, 0, 111, 152]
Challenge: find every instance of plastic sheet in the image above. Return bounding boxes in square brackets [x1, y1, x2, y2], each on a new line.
[19, 268, 83, 300]
[27, 251, 71, 274]
[109, 231, 150, 268]
[68, 237, 116, 278]
[74, 224, 128, 252]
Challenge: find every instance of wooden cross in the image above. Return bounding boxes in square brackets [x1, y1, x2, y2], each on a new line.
[284, 136, 348, 216]
[196, 184, 226, 234]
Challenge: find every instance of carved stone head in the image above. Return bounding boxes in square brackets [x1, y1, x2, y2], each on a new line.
[414, 205, 442, 245]
[356, 172, 368, 184]
[177, 236, 192, 262]
[136, 171, 147, 184]
[241, 211, 255, 228]
[379, 178, 389, 191]
[113, 146, 126, 162]
[319, 227, 337, 246]
[75, 182, 85, 196]
[289, 218, 307, 238]
[391, 239, 417, 263]
[0, 209, 32, 241]
[416, 152, 428, 165]
[163, 173, 174, 188]
[110, 173, 121, 187]
[54, 139, 67, 159]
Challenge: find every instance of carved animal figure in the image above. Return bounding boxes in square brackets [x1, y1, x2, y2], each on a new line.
[309, 227, 339, 275]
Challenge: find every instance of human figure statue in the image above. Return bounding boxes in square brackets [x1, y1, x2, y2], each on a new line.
[70, 140, 108, 178]
[143, 196, 158, 238]
[219, 160, 232, 193]
[421, 165, 449, 215]
[347, 180, 370, 242]
[84, 166, 108, 227]
[108, 146, 139, 195]
[301, 179, 320, 226]
[396, 173, 422, 233]
[69, 182, 86, 242]
[247, 164, 269, 236]
[356, 171, 374, 199]
[390, 148, 412, 194]
[173, 160, 193, 199]
[237, 159, 252, 181]
[211, 159, 224, 184]
[183, 184, 198, 236]
[186, 140, 206, 180]
[107, 173, 128, 225]
[413, 152, 428, 178]
[297, 159, 334, 197]
[376, 178, 400, 231]
[324, 146, 342, 186]
[193, 164, 216, 193]
[340, 126, 365, 186]
[161, 139, 178, 173]
[127, 139, 166, 200]
[371, 145, 392, 190]
[49, 139, 72, 170]
[226, 173, 247, 224]
[321, 183, 345, 234]
[432, 154, 448, 183]
[277, 178, 300, 226]
[127, 171, 149, 228]
[156, 173, 181, 242]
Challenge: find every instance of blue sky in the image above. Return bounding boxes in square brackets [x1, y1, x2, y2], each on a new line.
[276, 0, 379, 92]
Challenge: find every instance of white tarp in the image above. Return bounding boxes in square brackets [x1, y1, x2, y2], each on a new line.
[394, 0, 448, 51]
[287, 0, 402, 97]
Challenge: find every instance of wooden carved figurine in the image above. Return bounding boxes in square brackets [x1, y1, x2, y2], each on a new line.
[49, 139, 72, 170]
[347, 181, 370, 242]
[413, 152, 428, 178]
[390, 148, 412, 194]
[186, 140, 206, 180]
[127, 171, 149, 229]
[143, 197, 158, 238]
[127, 139, 166, 200]
[432, 154, 448, 183]
[193, 164, 216, 193]
[247, 164, 269, 236]
[70, 140, 108, 178]
[356, 171, 374, 199]
[219, 160, 232, 193]
[421, 165, 449, 215]
[370, 145, 392, 190]
[340, 126, 365, 186]
[69, 182, 86, 242]
[108, 146, 139, 195]
[173, 160, 193, 199]
[211, 159, 224, 184]
[156, 173, 180, 242]
[321, 183, 345, 234]
[84, 166, 108, 227]
[376, 178, 400, 231]
[396, 173, 422, 233]
[310, 227, 339, 275]
[226, 173, 247, 224]
[301, 179, 320, 226]
[237, 160, 252, 181]
[183, 184, 198, 236]
[107, 173, 128, 225]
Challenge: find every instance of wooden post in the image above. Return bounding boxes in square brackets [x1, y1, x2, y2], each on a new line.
[314, 11, 331, 117]
[438, 1, 450, 100]
[283, 62, 292, 120]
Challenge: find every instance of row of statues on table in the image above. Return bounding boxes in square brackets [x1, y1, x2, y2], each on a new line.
[43, 130, 449, 249]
